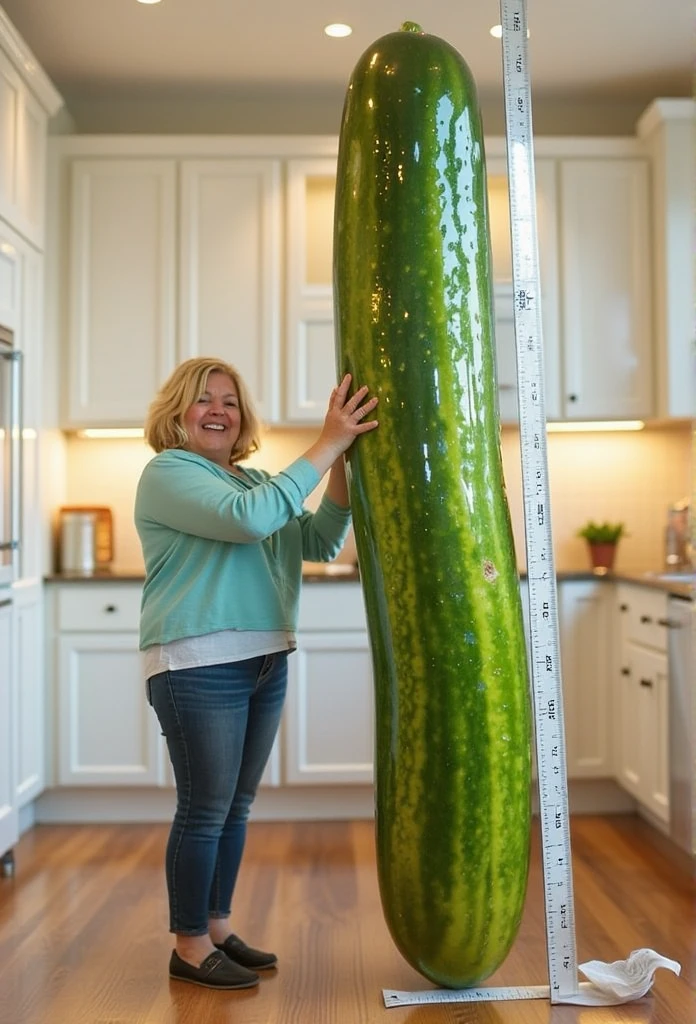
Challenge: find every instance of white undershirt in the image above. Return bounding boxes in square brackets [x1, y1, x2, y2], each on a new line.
[143, 629, 296, 679]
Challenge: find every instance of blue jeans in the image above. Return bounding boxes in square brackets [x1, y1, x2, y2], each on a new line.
[146, 653, 288, 935]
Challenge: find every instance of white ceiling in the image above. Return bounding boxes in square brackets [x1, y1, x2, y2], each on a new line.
[0, 0, 692, 109]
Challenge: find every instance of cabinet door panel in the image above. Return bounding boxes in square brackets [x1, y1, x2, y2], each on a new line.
[485, 158, 561, 422]
[179, 160, 281, 422]
[289, 313, 335, 421]
[0, 600, 18, 859]
[285, 631, 373, 784]
[12, 584, 44, 805]
[559, 581, 611, 777]
[0, 52, 19, 222]
[67, 159, 177, 426]
[561, 160, 652, 419]
[58, 633, 162, 785]
[15, 88, 46, 247]
[630, 644, 669, 823]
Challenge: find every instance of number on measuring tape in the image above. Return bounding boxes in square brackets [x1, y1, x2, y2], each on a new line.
[499, 0, 579, 1003]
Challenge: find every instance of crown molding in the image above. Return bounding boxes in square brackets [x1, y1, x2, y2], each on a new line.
[0, 7, 63, 115]
[637, 98, 695, 138]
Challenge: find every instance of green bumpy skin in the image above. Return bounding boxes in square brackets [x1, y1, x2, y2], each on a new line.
[333, 23, 533, 988]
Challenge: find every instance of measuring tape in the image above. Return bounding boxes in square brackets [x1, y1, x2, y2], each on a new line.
[382, 0, 578, 1007]
[499, 0, 578, 1003]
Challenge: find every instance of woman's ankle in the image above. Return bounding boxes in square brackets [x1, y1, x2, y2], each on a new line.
[208, 917, 232, 945]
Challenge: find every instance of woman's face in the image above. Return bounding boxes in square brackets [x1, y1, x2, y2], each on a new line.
[182, 371, 242, 467]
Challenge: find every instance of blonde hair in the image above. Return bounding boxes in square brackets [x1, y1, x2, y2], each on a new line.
[145, 357, 261, 464]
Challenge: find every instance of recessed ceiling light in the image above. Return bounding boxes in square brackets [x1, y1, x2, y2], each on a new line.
[324, 23, 352, 38]
[137, 0, 162, 5]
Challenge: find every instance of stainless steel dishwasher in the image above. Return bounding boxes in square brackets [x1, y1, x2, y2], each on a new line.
[667, 594, 695, 857]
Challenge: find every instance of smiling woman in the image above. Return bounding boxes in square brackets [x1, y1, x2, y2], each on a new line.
[132, 355, 379, 988]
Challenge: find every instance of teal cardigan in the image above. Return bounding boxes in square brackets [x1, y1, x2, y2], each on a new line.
[134, 449, 351, 649]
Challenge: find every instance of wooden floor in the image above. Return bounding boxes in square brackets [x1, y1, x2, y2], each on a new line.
[0, 814, 693, 1024]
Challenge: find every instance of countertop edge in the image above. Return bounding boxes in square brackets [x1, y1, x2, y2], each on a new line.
[43, 568, 694, 599]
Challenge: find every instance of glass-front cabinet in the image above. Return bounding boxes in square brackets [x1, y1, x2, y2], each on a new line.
[284, 155, 561, 424]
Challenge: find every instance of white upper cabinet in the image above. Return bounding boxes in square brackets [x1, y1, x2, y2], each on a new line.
[56, 151, 282, 427]
[285, 155, 561, 424]
[50, 133, 657, 429]
[66, 159, 177, 427]
[486, 157, 561, 422]
[559, 159, 652, 420]
[179, 159, 281, 423]
[285, 158, 336, 423]
[638, 99, 695, 419]
[0, 49, 47, 248]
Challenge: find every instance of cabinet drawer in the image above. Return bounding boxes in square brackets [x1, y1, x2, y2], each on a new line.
[618, 586, 669, 652]
[298, 583, 367, 631]
[57, 585, 142, 632]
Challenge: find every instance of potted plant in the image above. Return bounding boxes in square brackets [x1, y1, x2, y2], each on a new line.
[577, 521, 627, 574]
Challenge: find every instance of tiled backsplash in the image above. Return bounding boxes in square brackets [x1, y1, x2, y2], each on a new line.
[60, 423, 692, 576]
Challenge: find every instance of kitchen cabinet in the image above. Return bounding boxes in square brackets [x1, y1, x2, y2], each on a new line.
[0, 595, 18, 868]
[638, 99, 695, 419]
[0, 48, 48, 250]
[12, 580, 44, 805]
[558, 580, 612, 777]
[179, 160, 282, 422]
[285, 158, 336, 423]
[65, 159, 178, 427]
[56, 153, 282, 427]
[284, 156, 562, 424]
[52, 584, 163, 786]
[559, 159, 652, 419]
[615, 584, 670, 824]
[285, 584, 373, 784]
[485, 158, 562, 422]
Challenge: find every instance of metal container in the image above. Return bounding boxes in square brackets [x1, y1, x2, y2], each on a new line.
[58, 507, 113, 575]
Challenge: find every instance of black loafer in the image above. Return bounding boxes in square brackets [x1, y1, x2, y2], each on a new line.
[214, 933, 278, 970]
[169, 949, 259, 989]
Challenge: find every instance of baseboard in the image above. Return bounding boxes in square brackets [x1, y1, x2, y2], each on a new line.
[33, 778, 635, 825]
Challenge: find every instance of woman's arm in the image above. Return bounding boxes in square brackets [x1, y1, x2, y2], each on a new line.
[324, 457, 349, 508]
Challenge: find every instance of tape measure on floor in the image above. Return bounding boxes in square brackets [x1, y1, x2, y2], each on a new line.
[499, 0, 579, 1003]
[382, 0, 579, 1007]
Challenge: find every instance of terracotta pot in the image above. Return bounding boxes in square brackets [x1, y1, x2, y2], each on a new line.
[587, 541, 617, 573]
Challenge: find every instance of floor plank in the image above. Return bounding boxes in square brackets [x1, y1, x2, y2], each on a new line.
[0, 815, 693, 1024]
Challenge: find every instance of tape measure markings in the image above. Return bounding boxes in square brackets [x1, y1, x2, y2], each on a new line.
[500, 0, 579, 1003]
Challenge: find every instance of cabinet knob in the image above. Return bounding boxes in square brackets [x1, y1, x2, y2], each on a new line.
[567, 393, 578, 403]
[639, 678, 653, 688]
[104, 604, 117, 613]
[620, 667, 631, 676]
[657, 617, 682, 629]
[639, 614, 652, 624]
[619, 603, 629, 612]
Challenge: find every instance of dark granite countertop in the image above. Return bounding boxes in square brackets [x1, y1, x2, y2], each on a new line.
[44, 565, 694, 599]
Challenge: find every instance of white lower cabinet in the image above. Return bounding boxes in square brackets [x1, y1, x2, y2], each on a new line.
[284, 582, 373, 784]
[285, 630, 373, 784]
[615, 585, 670, 823]
[0, 596, 18, 862]
[44, 578, 677, 823]
[12, 581, 44, 806]
[558, 580, 612, 777]
[53, 584, 163, 787]
[57, 633, 162, 786]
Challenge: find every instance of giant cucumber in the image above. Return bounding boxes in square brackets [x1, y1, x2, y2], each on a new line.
[333, 23, 532, 988]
